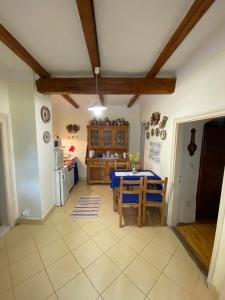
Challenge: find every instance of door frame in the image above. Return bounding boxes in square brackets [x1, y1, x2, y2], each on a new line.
[167, 109, 225, 289]
[0, 113, 18, 227]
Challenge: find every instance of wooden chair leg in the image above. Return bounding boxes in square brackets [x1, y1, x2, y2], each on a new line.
[142, 203, 146, 225]
[138, 204, 142, 227]
[119, 203, 123, 227]
[160, 206, 165, 226]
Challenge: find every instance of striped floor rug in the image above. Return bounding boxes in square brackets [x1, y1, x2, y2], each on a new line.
[71, 195, 100, 219]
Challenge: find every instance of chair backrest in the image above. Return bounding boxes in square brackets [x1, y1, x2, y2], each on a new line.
[115, 160, 130, 170]
[119, 177, 143, 198]
[143, 177, 168, 203]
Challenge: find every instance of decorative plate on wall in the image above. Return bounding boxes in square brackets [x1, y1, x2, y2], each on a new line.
[43, 131, 51, 143]
[41, 106, 51, 123]
[151, 128, 154, 136]
[146, 131, 150, 139]
[155, 128, 160, 137]
[160, 129, 167, 140]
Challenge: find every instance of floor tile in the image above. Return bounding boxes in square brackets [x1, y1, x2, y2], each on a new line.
[107, 240, 137, 270]
[149, 274, 192, 300]
[38, 238, 69, 267]
[63, 228, 89, 250]
[72, 239, 103, 269]
[164, 256, 200, 293]
[6, 230, 33, 247]
[192, 275, 218, 300]
[0, 267, 12, 294]
[85, 255, 120, 293]
[102, 273, 145, 300]
[124, 256, 160, 294]
[151, 228, 180, 254]
[108, 223, 134, 239]
[57, 272, 99, 300]
[93, 229, 119, 251]
[55, 220, 79, 236]
[0, 289, 14, 300]
[11, 252, 44, 285]
[46, 253, 82, 290]
[82, 221, 105, 237]
[174, 245, 193, 265]
[99, 212, 118, 227]
[140, 241, 172, 271]
[7, 239, 36, 263]
[123, 230, 149, 252]
[14, 270, 53, 300]
[32, 227, 60, 249]
[46, 293, 58, 300]
[0, 246, 9, 270]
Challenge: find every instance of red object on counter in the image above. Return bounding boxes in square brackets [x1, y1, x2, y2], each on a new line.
[69, 145, 75, 152]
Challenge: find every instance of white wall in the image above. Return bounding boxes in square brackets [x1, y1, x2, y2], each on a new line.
[8, 81, 42, 219]
[140, 25, 225, 293]
[34, 92, 55, 218]
[52, 104, 141, 178]
[0, 81, 10, 114]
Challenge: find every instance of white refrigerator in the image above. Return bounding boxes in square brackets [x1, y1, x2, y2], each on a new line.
[54, 150, 70, 206]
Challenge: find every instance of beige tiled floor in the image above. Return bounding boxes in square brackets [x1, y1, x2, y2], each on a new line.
[0, 181, 218, 300]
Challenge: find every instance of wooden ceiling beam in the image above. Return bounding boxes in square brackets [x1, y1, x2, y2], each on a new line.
[62, 95, 79, 108]
[0, 22, 79, 108]
[36, 77, 176, 95]
[76, 0, 105, 105]
[127, 0, 216, 107]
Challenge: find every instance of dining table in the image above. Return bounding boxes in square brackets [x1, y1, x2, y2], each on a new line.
[110, 169, 161, 211]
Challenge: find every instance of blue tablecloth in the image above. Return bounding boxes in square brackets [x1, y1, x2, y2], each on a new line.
[110, 169, 160, 189]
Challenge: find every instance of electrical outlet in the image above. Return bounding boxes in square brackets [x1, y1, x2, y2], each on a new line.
[22, 209, 30, 217]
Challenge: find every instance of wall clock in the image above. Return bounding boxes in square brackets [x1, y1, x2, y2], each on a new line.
[43, 131, 51, 143]
[41, 106, 51, 123]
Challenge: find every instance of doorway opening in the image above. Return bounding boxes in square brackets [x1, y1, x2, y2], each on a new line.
[0, 123, 10, 237]
[172, 116, 225, 274]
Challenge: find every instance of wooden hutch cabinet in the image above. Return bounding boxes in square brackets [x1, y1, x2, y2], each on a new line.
[86, 125, 129, 184]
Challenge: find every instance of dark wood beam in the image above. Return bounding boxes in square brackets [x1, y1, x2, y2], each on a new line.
[0, 23, 79, 109]
[127, 0, 215, 107]
[36, 77, 176, 95]
[62, 95, 79, 108]
[0, 23, 50, 78]
[99, 93, 104, 106]
[76, 0, 105, 105]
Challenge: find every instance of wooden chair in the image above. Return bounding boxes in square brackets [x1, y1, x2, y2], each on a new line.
[115, 160, 130, 170]
[118, 177, 143, 227]
[142, 177, 168, 226]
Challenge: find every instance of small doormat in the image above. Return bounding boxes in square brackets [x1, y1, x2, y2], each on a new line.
[71, 196, 100, 219]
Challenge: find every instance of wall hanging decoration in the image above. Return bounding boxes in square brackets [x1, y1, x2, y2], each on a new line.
[187, 128, 197, 156]
[41, 106, 51, 123]
[146, 131, 150, 139]
[43, 131, 51, 143]
[160, 129, 167, 140]
[66, 124, 80, 134]
[155, 128, 160, 137]
[159, 116, 168, 129]
[144, 122, 150, 131]
[151, 128, 154, 136]
[88, 117, 129, 126]
[150, 112, 160, 125]
[149, 142, 161, 163]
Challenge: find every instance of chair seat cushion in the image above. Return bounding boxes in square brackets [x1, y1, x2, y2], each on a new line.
[122, 194, 139, 203]
[146, 193, 162, 202]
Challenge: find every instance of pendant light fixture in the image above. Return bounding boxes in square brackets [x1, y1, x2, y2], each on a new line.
[88, 67, 107, 112]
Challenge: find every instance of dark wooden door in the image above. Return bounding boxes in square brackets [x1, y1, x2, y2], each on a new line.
[196, 119, 225, 220]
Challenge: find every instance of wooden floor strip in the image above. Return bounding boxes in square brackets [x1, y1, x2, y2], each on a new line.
[176, 222, 216, 273]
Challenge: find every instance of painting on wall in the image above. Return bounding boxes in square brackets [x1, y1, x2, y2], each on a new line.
[149, 142, 161, 163]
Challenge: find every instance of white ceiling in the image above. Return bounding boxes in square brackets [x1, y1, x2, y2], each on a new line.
[0, 0, 225, 107]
